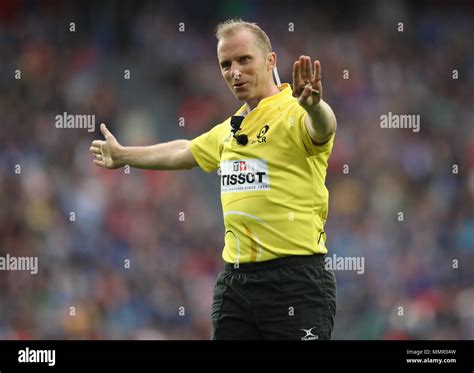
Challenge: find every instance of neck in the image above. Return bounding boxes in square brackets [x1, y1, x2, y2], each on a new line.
[246, 82, 280, 110]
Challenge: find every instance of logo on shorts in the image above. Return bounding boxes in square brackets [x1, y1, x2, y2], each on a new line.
[300, 327, 319, 341]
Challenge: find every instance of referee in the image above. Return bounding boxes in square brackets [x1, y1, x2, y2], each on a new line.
[90, 19, 337, 340]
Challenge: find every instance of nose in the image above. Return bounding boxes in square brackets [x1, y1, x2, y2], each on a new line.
[232, 68, 242, 80]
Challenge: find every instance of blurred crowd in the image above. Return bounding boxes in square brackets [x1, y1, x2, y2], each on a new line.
[0, 0, 473, 339]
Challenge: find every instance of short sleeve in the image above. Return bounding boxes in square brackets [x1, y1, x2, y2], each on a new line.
[189, 124, 224, 173]
[293, 105, 335, 157]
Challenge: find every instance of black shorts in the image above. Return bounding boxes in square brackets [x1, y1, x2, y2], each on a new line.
[211, 254, 337, 340]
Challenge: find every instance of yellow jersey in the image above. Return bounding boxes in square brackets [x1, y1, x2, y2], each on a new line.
[189, 83, 335, 263]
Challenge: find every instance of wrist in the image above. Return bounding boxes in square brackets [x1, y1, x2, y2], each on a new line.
[311, 100, 323, 112]
[306, 104, 321, 121]
[115, 145, 127, 168]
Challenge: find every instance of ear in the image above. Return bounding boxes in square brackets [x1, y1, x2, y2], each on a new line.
[267, 52, 277, 71]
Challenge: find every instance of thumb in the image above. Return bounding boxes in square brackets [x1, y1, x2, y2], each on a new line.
[301, 84, 313, 98]
[298, 85, 312, 106]
[100, 123, 113, 140]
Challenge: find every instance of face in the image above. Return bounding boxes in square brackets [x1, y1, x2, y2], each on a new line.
[217, 29, 276, 103]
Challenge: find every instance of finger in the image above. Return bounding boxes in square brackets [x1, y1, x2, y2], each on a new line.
[93, 159, 105, 167]
[302, 84, 313, 97]
[305, 56, 312, 83]
[293, 61, 302, 94]
[293, 61, 301, 83]
[299, 55, 306, 80]
[92, 140, 104, 148]
[298, 84, 313, 106]
[100, 123, 111, 140]
[298, 84, 312, 103]
[90, 146, 101, 155]
[313, 60, 321, 81]
[298, 58, 311, 95]
[93, 154, 103, 162]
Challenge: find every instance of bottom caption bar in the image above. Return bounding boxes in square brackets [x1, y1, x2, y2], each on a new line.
[0, 340, 472, 370]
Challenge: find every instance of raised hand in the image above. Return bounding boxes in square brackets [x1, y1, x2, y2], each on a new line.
[292, 55, 323, 111]
[90, 123, 123, 169]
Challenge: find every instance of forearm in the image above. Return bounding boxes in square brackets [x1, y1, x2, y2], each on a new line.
[116, 140, 196, 170]
[305, 100, 337, 144]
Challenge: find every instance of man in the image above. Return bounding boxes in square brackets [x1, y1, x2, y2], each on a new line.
[90, 19, 337, 340]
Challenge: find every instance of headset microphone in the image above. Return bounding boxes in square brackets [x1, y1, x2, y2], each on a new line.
[230, 115, 248, 146]
[236, 134, 248, 145]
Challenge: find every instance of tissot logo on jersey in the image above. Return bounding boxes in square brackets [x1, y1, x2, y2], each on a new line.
[220, 159, 270, 193]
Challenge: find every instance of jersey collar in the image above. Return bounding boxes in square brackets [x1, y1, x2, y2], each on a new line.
[235, 83, 293, 115]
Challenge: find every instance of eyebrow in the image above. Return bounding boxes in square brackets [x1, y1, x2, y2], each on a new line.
[220, 54, 253, 67]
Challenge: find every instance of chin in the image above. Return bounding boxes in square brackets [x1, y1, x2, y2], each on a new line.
[234, 91, 250, 101]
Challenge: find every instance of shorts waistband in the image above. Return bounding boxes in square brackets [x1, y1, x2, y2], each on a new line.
[224, 254, 326, 273]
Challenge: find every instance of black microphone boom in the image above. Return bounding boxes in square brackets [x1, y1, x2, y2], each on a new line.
[230, 115, 248, 146]
[230, 115, 244, 132]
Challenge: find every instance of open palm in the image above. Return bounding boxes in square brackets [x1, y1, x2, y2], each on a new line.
[292, 55, 323, 110]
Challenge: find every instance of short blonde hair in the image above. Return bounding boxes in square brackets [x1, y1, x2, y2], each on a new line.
[215, 18, 272, 56]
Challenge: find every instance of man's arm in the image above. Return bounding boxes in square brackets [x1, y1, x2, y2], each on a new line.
[90, 123, 198, 170]
[293, 56, 337, 145]
[304, 99, 337, 145]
